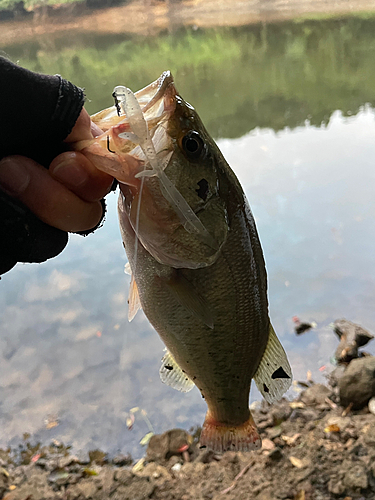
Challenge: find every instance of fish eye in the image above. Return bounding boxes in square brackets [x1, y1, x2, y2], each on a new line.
[181, 131, 205, 161]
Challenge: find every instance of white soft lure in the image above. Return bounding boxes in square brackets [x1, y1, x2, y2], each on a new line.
[113, 85, 217, 249]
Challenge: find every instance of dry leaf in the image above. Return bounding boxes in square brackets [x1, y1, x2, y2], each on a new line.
[132, 457, 145, 473]
[294, 491, 305, 500]
[0, 468, 9, 477]
[324, 424, 340, 433]
[290, 402, 305, 409]
[140, 432, 154, 446]
[289, 456, 306, 468]
[126, 414, 135, 430]
[9, 486, 16, 491]
[281, 433, 301, 446]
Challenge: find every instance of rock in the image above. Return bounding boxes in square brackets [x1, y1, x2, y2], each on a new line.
[261, 438, 275, 451]
[334, 319, 374, 364]
[266, 426, 282, 440]
[328, 478, 345, 495]
[338, 357, 375, 409]
[136, 462, 172, 483]
[300, 384, 332, 406]
[72, 480, 97, 497]
[195, 449, 215, 463]
[327, 365, 346, 387]
[363, 425, 375, 446]
[146, 429, 191, 462]
[112, 453, 133, 466]
[114, 468, 133, 485]
[266, 447, 283, 461]
[343, 463, 368, 490]
[111, 476, 155, 500]
[369, 397, 375, 415]
[57, 455, 79, 469]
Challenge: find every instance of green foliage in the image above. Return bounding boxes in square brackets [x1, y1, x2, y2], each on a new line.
[4, 15, 375, 139]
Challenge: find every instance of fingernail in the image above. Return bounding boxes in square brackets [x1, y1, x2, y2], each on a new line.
[0, 157, 31, 195]
[51, 158, 88, 187]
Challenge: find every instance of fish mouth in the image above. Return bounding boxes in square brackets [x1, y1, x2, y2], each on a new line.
[85, 72, 177, 185]
[91, 71, 177, 136]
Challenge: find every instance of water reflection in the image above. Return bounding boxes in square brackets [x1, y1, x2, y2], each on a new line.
[1, 17, 375, 457]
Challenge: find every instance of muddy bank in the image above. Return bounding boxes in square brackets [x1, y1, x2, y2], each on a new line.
[1, 0, 375, 46]
[1, 382, 375, 500]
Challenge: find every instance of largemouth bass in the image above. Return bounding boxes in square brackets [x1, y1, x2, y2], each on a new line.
[80, 72, 292, 452]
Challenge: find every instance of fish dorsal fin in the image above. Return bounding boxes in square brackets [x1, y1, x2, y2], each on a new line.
[128, 275, 142, 322]
[164, 272, 215, 329]
[160, 350, 195, 393]
[253, 323, 292, 403]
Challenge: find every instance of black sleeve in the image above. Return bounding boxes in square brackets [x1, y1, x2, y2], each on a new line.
[0, 57, 93, 276]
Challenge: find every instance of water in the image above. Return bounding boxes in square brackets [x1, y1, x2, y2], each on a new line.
[1, 14, 375, 458]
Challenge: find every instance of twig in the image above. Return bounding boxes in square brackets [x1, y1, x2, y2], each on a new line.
[220, 460, 255, 494]
[342, 402, 353, 417]
[325, 397, 337, 410]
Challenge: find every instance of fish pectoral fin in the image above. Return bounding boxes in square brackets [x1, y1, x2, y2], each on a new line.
[253, 323, 292, 404]
[163, 272, 215, 329]
[128, 274, 142, 322]
[159, 350, 195, 393]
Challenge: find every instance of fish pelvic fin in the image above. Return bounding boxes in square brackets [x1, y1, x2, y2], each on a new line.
[199, 411, 261, 453]
[253, 323, 292, 404]
[125, 262, 142, 322]
[160, 350, 195, 393]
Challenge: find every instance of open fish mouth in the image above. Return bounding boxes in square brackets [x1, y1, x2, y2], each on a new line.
[80, 72, 178, 186]
[91, 71, 176, 135]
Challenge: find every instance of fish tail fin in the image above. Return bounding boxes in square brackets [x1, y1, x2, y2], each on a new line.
[199, 410, 261, 453]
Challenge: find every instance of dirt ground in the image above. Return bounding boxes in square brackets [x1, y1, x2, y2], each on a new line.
[1, 0, 375, 46]
[1, 381, 374, 500]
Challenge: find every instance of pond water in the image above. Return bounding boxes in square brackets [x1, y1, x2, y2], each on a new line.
[1, 14, 375, 459]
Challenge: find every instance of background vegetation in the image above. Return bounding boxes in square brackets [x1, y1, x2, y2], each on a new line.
[4, 15, 375, 138]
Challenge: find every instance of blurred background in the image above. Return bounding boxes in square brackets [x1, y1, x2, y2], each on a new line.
[1, 0, 375, 459]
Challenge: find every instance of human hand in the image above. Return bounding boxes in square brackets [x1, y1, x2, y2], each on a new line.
[0, 108, 114, 233]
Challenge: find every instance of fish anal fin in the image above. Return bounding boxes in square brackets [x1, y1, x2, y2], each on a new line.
[199, 410, 261, 453]
[128, 275, 142, 322]
[159, 350, 194, 393]
[163, 272, 215, 329]
[253, 323, 292, 404]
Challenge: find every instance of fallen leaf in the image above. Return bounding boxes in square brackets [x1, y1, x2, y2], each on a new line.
[126, 414, 135, 430]
[324, 424, 340, 433]
[0, 468, 9, 477]
[140, 432, 154, 446]
[83, 468, 98, 476]
[290, 402, 305, 409]
[132, 457, 145, 473]
[9, 485, 16, 491]
[294, 491, 305, 500]
[281, 433, 301, 446]
[289, 456, 306, 468]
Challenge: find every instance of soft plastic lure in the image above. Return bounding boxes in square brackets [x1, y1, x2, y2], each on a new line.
[113, 85, 216, 249]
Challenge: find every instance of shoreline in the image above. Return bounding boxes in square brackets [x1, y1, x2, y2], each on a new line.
[1, 0, 375, 47]
[1, 382, 374, 499]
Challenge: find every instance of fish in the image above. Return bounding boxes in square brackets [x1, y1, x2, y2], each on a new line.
[79, 71, 292, 453]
